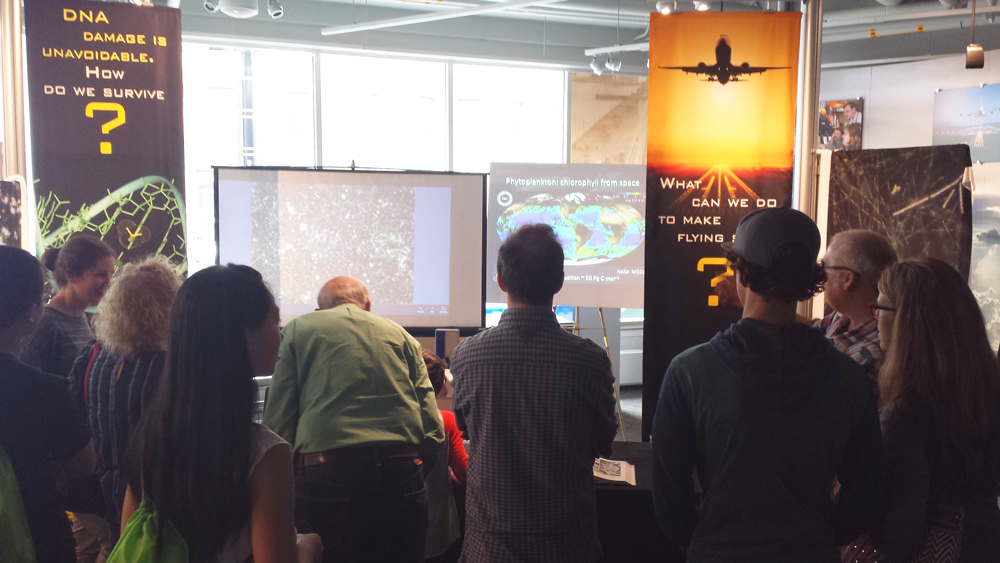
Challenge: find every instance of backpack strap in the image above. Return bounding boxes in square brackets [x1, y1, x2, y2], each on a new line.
[83, 343, 100, 404]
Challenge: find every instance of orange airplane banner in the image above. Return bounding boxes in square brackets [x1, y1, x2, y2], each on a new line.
[642, 12, 801, 438]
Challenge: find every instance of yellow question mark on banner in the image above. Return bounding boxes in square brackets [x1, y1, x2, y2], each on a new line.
[697, 257, 735, 307]
[85, 102, 126, 155]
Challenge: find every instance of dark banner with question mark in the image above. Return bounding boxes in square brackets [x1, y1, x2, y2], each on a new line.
[641, 12, 800, 439]
[25, 0, 185, 270]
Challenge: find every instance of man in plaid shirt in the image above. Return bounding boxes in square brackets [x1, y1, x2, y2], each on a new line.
[451, 224, 619, 563]
[814, 230, 897, 396]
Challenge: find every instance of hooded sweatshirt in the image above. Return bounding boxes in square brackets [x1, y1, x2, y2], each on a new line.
[651, 318, 885, 563]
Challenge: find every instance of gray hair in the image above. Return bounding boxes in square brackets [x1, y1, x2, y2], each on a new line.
[830, 229, 898, 291]
[317, 276, 369, 310]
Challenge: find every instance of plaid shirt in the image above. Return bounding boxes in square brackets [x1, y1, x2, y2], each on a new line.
[815, 311, 883, 397]
[451, 307, 618, 563]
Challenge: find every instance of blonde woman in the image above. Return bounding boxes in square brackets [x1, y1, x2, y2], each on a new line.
[68, 256, 181, 538]
[849, 259, 1000, 562]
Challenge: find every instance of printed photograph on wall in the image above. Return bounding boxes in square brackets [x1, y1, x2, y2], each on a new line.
[970, 163, 1000, 352]
[818, 99, 863, 150]
[827, 145, 973, 279]
[933, 83, 1000, 164]
[0, 181, 21, 247]
[571, 74, 648, 165]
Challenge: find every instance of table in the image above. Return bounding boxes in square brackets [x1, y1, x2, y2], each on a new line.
[596, 442, 686, 563]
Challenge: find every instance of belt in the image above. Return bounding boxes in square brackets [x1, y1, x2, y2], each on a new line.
[300, 443, 420, 468]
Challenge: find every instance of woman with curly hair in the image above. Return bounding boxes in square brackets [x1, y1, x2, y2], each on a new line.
[847, 259, 1000, 562]
[69, 256, 181, 538]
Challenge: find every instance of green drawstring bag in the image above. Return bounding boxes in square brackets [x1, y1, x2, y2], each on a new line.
[106, 499, 189, 563]
[0, 443, 35, 563]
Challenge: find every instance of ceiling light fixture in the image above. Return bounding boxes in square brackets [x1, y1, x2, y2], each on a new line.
[694, 1, 710, 11]
[204, 0, 219, 12]
[218, 0, 259, 18]
[967, 0, 985, 68]
[321, 0, 565, 36]
[267, 0, 283, 18]
[655, 1, 672, 14]
[590, 56, 605, 76]
[605, 57, 622, 72]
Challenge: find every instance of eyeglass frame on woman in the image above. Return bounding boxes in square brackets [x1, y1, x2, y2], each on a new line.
[870, 303, 896, 319]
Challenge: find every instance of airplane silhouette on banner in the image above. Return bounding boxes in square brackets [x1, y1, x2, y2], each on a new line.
[659, 35, 789, 85]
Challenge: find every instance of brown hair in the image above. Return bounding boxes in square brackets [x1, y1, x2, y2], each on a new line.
[422, 349, 447, 395]
[41, 234, 114, 287]
[726, 245, 826, 303]
[843, 123, 862, 150]
[878, 259, 1000, 464]
[93, 255, 181, 358]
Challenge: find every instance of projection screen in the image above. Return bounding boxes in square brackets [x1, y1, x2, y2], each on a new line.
[487, 163, 646, 308]
[216, 168, 486, 329]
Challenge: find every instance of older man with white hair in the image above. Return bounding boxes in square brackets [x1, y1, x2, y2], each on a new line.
[815, 230, 898, 394]
[264, 276, 445, 563]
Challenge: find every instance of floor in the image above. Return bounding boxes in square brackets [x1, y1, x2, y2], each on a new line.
[615, 385, 643, 442]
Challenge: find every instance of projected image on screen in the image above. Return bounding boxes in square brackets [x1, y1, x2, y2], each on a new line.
[497, 193, 644, 265]
[488, 163, 646, 309]
[217, 169, 484, 329]
[274, 184, 420, 306]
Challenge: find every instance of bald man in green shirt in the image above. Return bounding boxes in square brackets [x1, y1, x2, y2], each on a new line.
[263, 276, 445, 563]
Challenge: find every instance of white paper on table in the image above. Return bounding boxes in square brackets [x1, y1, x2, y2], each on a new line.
[593, 457, 636, 486]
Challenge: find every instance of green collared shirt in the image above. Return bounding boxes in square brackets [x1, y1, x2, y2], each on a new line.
[263, 304, 444, 458]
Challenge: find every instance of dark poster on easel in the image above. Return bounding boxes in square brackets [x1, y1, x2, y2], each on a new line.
[827, 145, 973, 279]
[25, 0, 186, 269]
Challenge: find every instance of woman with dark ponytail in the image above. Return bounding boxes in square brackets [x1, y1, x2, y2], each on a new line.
[121, 264, 321, 562]
[0, 245, 97, 563]
[20, 235, 115, 378]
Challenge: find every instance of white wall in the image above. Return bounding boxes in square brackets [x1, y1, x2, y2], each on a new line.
[820, 49, 1000, 151]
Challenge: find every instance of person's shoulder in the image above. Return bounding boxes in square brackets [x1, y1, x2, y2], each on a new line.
[669, 342, 719, 372]
[0, 355, 71, 398]
[558, 329, 611, 361]
[440, 409, 457, 427]
[28, 308, 66, 339]
[829, 348, 869, 387]
[815, 311, 838, 330]
[450, 328, 493, 356]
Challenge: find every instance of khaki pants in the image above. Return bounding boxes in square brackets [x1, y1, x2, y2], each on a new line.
[70, 513, 113, 563]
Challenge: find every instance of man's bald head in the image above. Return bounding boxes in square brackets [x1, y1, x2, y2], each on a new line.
[317, 276, 371, 311]
[827, 230, 897, 292]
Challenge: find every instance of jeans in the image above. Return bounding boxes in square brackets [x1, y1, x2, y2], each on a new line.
[297, 449, 428, 563]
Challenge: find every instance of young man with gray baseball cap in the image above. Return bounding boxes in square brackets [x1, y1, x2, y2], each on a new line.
[651, 208, 886, 563]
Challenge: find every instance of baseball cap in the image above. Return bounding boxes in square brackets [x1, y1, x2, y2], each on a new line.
[721, 207, 821, 268]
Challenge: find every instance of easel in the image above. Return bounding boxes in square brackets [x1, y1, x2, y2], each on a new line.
[564, 306, 627, 441]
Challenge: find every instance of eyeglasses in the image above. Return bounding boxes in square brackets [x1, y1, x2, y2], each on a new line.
[870, 303, 896, 319]
[823, 264, 860, 277]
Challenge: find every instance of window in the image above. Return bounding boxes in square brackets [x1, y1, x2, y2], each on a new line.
[182, 44, 244, 273]
[452, 65, 566, 173]
[249, 49, 315, 167]
[183, 44, 316, 273]
[320, 55, 447, 171]
[182, 45, 570, 273]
